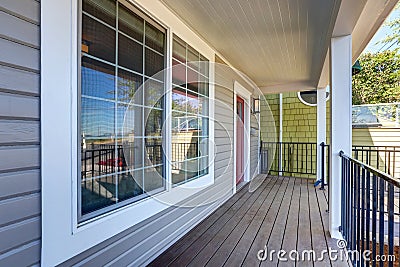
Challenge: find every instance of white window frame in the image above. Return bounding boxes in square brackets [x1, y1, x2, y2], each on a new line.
[170, 33, 212, 187]
[78, 0, 169, 223]
[297, 87, 330, 107]
[41, 0, 215, 265]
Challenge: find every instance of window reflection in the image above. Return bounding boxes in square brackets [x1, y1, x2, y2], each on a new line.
[187, 92, 200, 115]
[82, 57, 115, 100]
[145, 138, 163, 166]
[117, 68, 142, 104]
[144, 79, 163, 108]
[118, 104, 143, 137]
[145, 48, 164, 78]
[80, 0, 166, 220]
[118, 3, 143, 42]
[144, 108, 162, 137]
[118, 34, 143, 73]
[144, 165, 164, 193]
[171, 35, 209, 185]
[118, 170, 143, 201]
[145, 23, 164, 54]
[172, 59, 186, 86]
[82, 15, 116, 63]
[81, 98, 115, 139]
[172, 87, 186, 112]
[83, 0, 116, 27]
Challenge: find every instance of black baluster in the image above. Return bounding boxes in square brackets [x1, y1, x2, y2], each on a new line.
[372, 174, 377, 266]
[365, 171, 371, 266]
[387, 183, 394, 267]
[378, 178, 385, 267]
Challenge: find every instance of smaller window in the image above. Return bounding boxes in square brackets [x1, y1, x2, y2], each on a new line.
[297, 87, 330, 106]
[171, 34, 209, 186]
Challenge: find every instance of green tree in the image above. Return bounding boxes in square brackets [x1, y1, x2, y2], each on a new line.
[377, 3, 400, 49]
[352, 51, 400, 105]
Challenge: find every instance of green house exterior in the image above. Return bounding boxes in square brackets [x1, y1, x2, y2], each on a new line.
[261, 92, 331, 178]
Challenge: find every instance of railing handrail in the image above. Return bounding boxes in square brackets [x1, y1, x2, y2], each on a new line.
[352, 145, 400, 149]
[261, 141, 317, 145]
[339, 150, 400, 188]
[352, 148, 400, 153]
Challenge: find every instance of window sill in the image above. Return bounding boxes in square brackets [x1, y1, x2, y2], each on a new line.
[74, 173, 213, 233]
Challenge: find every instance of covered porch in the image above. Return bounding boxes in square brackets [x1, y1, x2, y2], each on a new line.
[150, 176, 349, 266]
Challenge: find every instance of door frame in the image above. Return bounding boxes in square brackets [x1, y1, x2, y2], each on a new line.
[233, 81, 251, 194]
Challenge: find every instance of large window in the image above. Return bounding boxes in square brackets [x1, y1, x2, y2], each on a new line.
[171, 35, 209, 185]
[80, 0, 166, 220]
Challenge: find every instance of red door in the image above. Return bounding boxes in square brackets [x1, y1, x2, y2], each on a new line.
[236, 96, 245, 184]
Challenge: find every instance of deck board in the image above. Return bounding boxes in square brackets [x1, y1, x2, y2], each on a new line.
[296, 178, 313, 267]
[316, 185, 350, 267]
[169, 177, 276, 266]
[278, 177, 301, 267]
[308, 180, 332, 266]
[241, 177, 290, 267]
[150, 176, 350, 267]
[221, 178, 283, 267]
[259, 177, 295, 267]
[150, 180, 251, 266]
[202, 177, 285, 267]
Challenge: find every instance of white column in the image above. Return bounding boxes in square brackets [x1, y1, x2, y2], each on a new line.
[316, 87, 327, 181]
[329, 35, 352, 239]
[279, 93, 283, 176]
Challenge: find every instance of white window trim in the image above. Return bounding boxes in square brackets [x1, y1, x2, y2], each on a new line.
[297, 87, 330, 107]
[232, 81, 252, 194]
[41, 0, 215, 265]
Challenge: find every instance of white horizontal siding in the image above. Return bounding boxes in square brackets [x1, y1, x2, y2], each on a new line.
[0, 2, 41, 265]
[0, 11, 40, 47]
[0, 0, 40, 24]
[0, 121, 40, 144]
[0, 65, 39, 95]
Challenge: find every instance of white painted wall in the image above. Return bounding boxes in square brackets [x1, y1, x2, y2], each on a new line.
[41, 0, 259, 265]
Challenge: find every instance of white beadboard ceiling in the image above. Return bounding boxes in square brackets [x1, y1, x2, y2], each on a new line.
[160, 0, 398, 93]
[161, 0, 340, 91]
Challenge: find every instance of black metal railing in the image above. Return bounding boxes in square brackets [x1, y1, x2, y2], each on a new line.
[81, 145, 126, 179]
[320, 142, 330, 190]
[260, 142, 317, 175]
[81, 142, 199, 178]
[353, 145, 400, 179]
[340, 151, 400, 266]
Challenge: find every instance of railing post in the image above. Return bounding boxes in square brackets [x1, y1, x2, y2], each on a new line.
[320, 142, 325, 190]
[259, 141, 262, 173]
[278, 142, 283, 176]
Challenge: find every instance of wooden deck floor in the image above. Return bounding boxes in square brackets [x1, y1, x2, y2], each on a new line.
[150, 176, 350, 267]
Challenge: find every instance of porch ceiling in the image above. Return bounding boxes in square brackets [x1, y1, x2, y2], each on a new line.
[160, 0, 398, 94]
[160, 0, 340, 91]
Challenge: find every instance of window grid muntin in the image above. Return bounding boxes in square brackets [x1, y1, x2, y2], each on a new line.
[79, 0, 167, 221]
[82, 10, 165, 58]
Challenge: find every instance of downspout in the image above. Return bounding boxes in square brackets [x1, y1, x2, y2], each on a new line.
[279, 93, 283, 176]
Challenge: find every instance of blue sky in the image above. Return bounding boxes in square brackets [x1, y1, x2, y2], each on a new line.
[363, 6, 400, 54]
